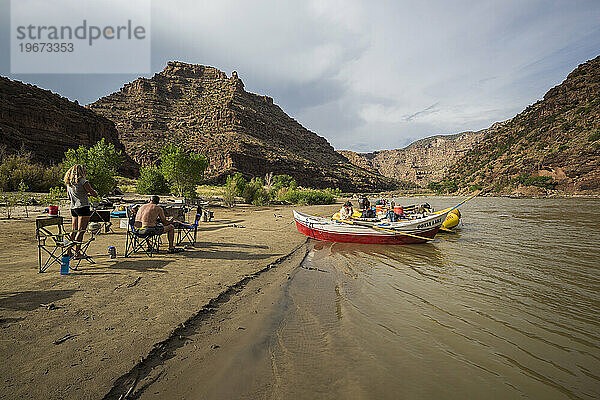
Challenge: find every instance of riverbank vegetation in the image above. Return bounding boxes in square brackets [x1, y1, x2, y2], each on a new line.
[0, 140, 337, 219]
[223, 172, 337, 206]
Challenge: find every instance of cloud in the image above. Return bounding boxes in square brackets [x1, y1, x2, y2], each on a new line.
[2, 0, 600, 152]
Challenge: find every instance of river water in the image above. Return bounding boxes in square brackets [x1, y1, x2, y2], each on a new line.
[269, 197, 600, 399]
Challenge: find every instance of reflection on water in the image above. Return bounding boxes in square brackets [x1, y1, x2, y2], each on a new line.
[270, 197, 600, 400]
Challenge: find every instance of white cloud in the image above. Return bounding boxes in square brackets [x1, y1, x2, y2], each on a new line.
[6, 0, 600, 152]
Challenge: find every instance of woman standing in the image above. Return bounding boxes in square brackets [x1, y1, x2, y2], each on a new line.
[63, 164, 98, 258]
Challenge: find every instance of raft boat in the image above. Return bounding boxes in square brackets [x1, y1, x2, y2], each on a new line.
[293, 210, 450, 245]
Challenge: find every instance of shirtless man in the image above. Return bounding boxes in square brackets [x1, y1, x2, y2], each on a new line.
[135, 195, 181, 253]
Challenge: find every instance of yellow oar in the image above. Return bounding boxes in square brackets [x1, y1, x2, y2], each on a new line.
[434, 190, 481, 215]
[333, 218, 433, 242]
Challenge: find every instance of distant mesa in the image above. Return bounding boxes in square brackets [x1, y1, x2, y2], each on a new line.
[339, 130, 488, 185]
[341, 55, 600, 195]
[88, 61, 393, 191]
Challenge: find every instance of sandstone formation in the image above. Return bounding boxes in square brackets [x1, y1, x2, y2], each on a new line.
[88, 62, 392, 192]
[0, 76, 136, 174]
[448, 55, 600, 194]
[339, 130, 487, 186]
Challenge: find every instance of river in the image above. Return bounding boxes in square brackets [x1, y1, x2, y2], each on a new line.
[268, 197, 600, 399]
[138, 197, 600, 400]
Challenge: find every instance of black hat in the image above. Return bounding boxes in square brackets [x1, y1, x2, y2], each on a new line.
[344, 200, 352, 207]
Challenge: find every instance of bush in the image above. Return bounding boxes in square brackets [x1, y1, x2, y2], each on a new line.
[588, 130, 600, 142]
[136, 167, 170, 195]
[516, 174, 556, 189]
[223, 173, 246, 207]
[428, 179, 458, 194]
[242, 177, 269, 205]
[0, 153, 62, 192]
[63, 138, 123, 196]
[160, 144, 208, 198]
[272, 174, 297, 191]
[227, 173, 247, 196]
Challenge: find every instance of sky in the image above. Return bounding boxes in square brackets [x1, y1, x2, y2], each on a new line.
[1, 0, 600, 152]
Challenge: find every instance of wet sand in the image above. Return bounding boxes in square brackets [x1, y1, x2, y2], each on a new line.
[0, 202, 339, 399]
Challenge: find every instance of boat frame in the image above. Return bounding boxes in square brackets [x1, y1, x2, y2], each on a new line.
[293, 210, 449, 245]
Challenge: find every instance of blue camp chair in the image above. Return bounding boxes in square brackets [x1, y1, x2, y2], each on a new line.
[176, 205, 202, 247]
[124, 207, 161, 257]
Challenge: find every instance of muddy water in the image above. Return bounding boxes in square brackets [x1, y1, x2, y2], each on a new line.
[268, 197, 600, 399]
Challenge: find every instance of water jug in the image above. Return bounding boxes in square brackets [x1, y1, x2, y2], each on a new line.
[60, 254, 69, 275]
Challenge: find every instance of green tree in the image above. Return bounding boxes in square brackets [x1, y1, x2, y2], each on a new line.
[136, 166, 170, 195]
[63, 139, 123, 196]
[159, 144, 208, 197]
[272, 174, 297, 191]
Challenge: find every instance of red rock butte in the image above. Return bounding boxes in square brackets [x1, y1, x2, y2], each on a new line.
[88, 61, 392, 191]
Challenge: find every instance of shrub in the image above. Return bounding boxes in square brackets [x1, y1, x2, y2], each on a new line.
[0, 153, 62, 192]
[516, 174, 556, 189]
[242, 177, 268, 205]
[63, 138, 123, 196]
[136, 167, 170, 195]
[227, 173, 247, 196]
[17, 180, 31, 217]
[160, 144, 208, 197]
[427, 179, 458, 194]
[588, 130, 600, 142]
[223, 173, 247, 207]
[272, 174, 297, 190]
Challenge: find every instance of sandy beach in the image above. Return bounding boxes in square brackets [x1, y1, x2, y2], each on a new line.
[0, 202, 339, 399]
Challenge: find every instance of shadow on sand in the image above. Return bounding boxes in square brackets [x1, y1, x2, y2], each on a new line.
[108, 259, 171, 273]
[0, 289, 78, 311]
[185, 249, 280, 261]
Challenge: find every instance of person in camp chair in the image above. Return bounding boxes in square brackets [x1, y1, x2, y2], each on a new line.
[135, 195, 183, 254]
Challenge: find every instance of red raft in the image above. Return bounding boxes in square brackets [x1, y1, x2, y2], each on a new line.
[293, 210, 449, 245]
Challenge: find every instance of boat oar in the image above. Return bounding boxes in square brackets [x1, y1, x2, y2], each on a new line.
[434, 190, 481, 215]
[333, 218, 432, 242]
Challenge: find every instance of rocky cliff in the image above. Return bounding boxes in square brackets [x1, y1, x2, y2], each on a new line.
[447, 55, 600, 194]
[0, 76, 136, 174]
[88, 62, 392, 192]
[339, 130, 487, 185]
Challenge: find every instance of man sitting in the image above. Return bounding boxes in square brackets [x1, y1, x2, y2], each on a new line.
[135, 195, 182, 254]
[339, 200, 354, 220]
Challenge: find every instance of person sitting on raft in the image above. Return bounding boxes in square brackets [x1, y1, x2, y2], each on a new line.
[135, 195, 183, 254]
[358, 196, 370, 210]
[386, 201, 406, 222]
[339, 200, 354, 220]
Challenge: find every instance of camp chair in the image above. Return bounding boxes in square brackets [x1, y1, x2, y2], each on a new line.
[176, 205, 202, 247]
[90, 209, 112, 233]
[36, 216, 95, 272]
[124, 208, 161, 257]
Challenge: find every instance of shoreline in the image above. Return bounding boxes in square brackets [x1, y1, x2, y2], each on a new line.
[0, 203, 338, 400]
[103, 240, 310, 399]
